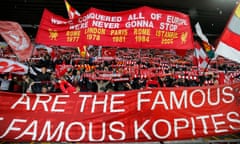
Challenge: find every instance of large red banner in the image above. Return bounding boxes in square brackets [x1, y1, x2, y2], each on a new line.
[36, 7, 194, 49]
[0, 83, 240, 142]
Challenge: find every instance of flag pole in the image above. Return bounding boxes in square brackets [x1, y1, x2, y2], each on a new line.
[203, 58, 211, 74]
[138, 48, 141, 78]
[27, 43, 36, 74]
[198, 46, 214, 86]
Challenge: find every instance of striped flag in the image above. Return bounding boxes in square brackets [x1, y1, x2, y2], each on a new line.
[193, 41, 209, 69]
[64, 0, 80, 19]
[216, 3, 240, 63]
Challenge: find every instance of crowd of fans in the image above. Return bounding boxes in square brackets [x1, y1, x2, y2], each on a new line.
[0, 45, 240, 94]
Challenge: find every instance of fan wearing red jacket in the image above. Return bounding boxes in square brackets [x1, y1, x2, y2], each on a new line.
[58, 76, 76, 93]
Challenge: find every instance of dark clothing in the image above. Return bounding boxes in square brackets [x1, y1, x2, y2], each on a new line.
[164, 76, 174, 87]
[30, 66, 51, 93]
[20, 78, 33, 93]
[31, 66, 51, 81]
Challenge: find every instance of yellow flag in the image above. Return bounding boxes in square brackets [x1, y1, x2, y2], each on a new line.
[64, 0, 80, 19]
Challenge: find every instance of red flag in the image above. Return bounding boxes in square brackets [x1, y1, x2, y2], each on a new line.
[36, 7, 193, 49]
[0, 58, 28, 74]
[216, 3, 240, 63]
[64, 0, 80, 19]
[0, 21, 34, 61]
[35, 9, 81, 47]
[102, 48, 116, 57]
[193, 41, 209, 69]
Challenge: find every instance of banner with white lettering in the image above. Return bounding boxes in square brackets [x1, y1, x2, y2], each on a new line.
[36, 7, 194, 49]
[0, 83, 240, 142]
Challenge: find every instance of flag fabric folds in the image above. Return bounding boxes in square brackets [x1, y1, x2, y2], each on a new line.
[64, 0, 80, 19]
[0, 58, 29, 74]
[77, 45, 89, 58]
[36, 6, 194, 49]
[0, 21, 34, 61]
[193, 41, 209, 69]
[215, 3, 240, 63]
[195, 22, 215, 59]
